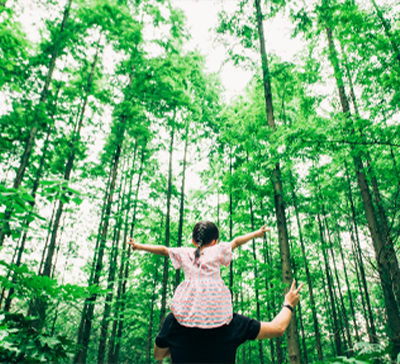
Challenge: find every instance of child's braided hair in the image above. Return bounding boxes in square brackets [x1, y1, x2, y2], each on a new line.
[192, 221, 219, 259]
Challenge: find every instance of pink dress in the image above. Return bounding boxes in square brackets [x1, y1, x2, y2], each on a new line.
[168, 242, 233, 329]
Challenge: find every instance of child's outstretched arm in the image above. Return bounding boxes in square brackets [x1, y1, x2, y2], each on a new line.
[127, 237, 169, 257]
[230, 225, 270, 251]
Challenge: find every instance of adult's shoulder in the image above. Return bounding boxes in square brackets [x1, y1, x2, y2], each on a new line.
[229, 313, 261, 342]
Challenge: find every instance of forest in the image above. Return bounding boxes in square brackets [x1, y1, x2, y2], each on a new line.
[0, 0, 399, 363]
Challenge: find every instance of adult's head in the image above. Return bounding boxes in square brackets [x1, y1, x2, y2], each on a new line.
[192, 221, 219, 258]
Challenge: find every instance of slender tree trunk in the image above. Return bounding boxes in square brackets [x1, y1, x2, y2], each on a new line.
[249, 198, 264, 364]
[1, 243, 18, 311]
[253, 0, 300, 360]
[97, 172, 126, 364]
[74, 68, 133, 364]
[336, 225, 360, 342]
[145, 266, 158, 364]
[297, 301, 308, 364]
[109, 148, 145, 363]
[38, 199, 57, 275]
[75, 151, 122, 363]
[260, 207, 276, 364]
[324, 21, 400, 354]
[159, 125, 174, 328]
[229, 151, 234, 298]
[316, 243, 336, 355]
[42, 40, 100, 280]
[368, 164, 400, 306]
[0, 0, 73, 246]
[341, 41, 400, 308]
[287, 217, 308, 364]
[107, 145, 138, 362]
[50, 214, 66, 279]
[3, 121, 52, 308]
[323, 214, 353, 351]
[17, 124, 53, 258]
[317, 213, 342, 355]
[349, 230, 371, 338]
[289, 174, 323, 361]
[344, 158, 377, 342]
[370, 0, 400, 66]
[89, 170, 112, 286]
[175, 122, 189, 289]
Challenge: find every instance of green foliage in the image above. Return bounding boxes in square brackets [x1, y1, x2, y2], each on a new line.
[0, 260, 89, 308]
[0, 6, 30, 88]
[39, 179, 83, 205]
[1, 0, 400, 362]
[320, 342, 392, 364]
[0, 312, 75, 363]
[0, 185, 44, 240]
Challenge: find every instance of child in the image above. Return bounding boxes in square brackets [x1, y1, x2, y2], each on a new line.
[127, 221, 270, 329]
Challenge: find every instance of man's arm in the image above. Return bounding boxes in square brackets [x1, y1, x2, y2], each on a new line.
[231, 225, 270, 251]
[257, 281, 304, 340]
[153, 344, 170, 360]
[127, 237, 169, 257]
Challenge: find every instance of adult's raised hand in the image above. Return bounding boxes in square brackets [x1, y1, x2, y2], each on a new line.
[284, 280, 304, 308]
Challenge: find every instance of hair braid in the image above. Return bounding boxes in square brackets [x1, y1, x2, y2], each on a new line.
[192, 221, 219, 260]
[194, 224, 207, 258]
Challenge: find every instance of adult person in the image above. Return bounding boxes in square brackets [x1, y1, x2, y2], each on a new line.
[154, 280, 304, 363]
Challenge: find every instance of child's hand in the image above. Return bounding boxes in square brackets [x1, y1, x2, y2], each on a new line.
[127, 237, 140, 251]
[254, 224, 270, 238]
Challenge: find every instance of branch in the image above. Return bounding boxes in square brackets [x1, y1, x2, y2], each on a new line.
[296, 137, 400, 148]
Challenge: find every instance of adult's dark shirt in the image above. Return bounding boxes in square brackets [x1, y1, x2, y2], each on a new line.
[155, 313, 261, 363]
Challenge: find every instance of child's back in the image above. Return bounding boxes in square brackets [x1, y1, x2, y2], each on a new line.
[169, 242, 232, 328]
[127, 221, 269, 330]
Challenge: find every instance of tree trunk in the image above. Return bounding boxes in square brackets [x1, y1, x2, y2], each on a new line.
[260, 206, 276, 364]
[159, 125, 174, 328]
[296, 301, 308, 364]
[249, 198, 264, 364]
[317, 213, 342, 355]
[109, 147, 145, 363]
[97, 172, 126, 364]
[316, 243, 336, 355]
[42, 40, 100, 279]
[75, 150, 120, 364]
[107, 144, 139, 363]
[89, 170, 112, 286]
[336, 225, 360, 342]
[0, 0, 73, 246]
[145, 266, 158, 364]
[38, 200, 57, 275]
[74, 67, 133, 364]
[341, 40, 400, 309]
[370, 0, 400, 66]
[323, 214, 353, 351]
[50, 214, 66, 279]
[1, 243, 18, 311]
[324, 22, 400, 354]
[350, 230, 371, 339]
[175, 122, 189, 289]
[344, 157, 377, 342]
[253, 0, 301, 361]
[229, 151, 233, 297]
[289, 174, 323, 361]
[3, 121, 54, 310]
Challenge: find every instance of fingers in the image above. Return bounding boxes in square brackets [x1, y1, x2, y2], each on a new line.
[260, 225, 271, 233]
[295, 282, 304, 294]
[290, 280, 296, 292]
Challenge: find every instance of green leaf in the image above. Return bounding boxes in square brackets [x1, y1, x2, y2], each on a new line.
[72, 197, 83, 205]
